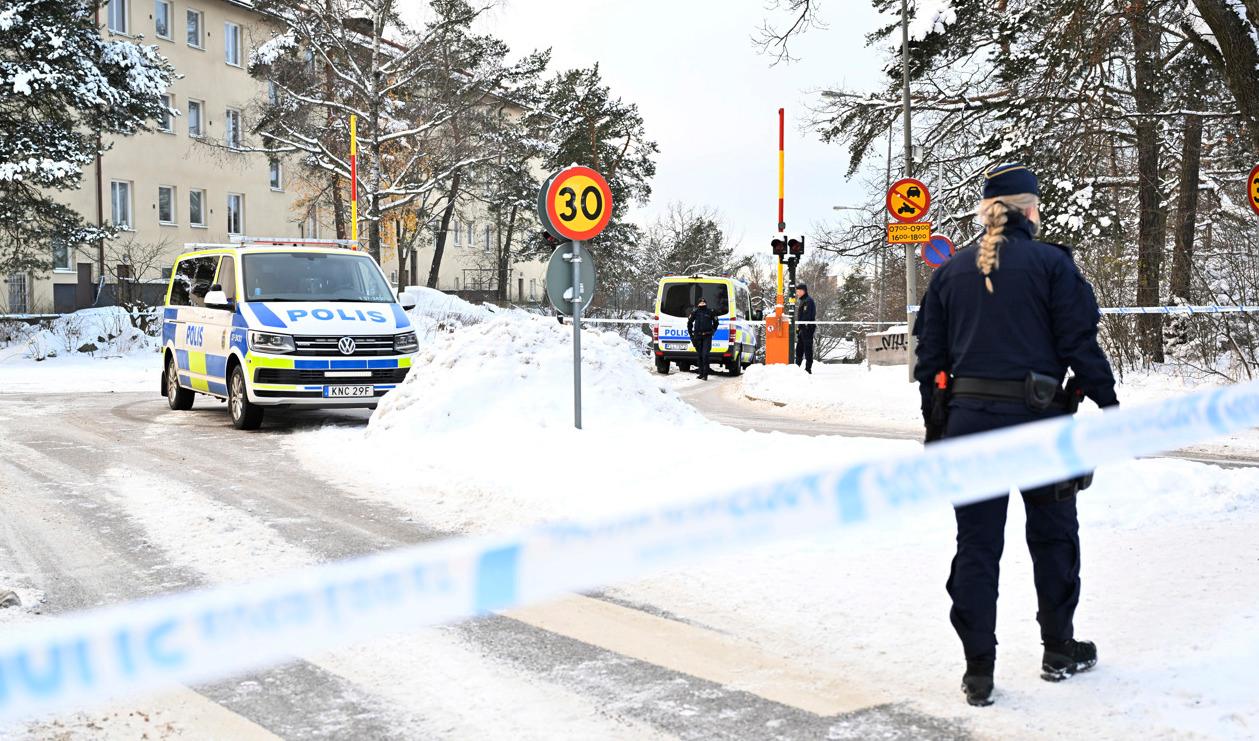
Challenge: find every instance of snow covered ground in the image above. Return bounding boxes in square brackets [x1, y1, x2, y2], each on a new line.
[0, 307, 159, 393]
[738, 361, 1259, 453]
[288, 304, 1259, 738]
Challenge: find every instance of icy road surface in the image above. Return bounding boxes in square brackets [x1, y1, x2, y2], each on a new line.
[0, 392, 969, 740]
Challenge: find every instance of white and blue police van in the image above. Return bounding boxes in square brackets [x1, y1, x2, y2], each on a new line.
[160, 237, 419, 429]
[652, 275, 760, 376]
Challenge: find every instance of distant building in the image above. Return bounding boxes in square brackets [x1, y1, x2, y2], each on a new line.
[3, 0, 545, 314]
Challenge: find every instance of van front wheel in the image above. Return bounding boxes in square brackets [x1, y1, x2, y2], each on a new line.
[166, 356, 194, 411]
[228, 364, 264, 430]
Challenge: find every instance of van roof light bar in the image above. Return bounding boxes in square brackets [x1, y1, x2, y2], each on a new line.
[184, 237, 361, 252]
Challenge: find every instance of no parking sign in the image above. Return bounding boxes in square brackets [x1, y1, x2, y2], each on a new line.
[921, 234, 955, 269]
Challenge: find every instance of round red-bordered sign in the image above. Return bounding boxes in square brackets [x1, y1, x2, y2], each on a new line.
[886, 177, 931, 223]
[921, 234, 955, 269]
[544, 166, 614, 241]
[1248, 163, 1259, 217]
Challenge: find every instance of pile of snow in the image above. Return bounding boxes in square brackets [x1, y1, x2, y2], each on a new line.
[404, 286, 498, 348]
[0, 307, 159, 393]
[371, 314, 700, 436]
[292, 312, 906, 530]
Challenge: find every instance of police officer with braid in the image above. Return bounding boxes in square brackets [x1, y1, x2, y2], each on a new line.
[914, 164, 1119, 707]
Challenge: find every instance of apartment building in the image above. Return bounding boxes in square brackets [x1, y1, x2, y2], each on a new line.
[4, 0, 546, 314]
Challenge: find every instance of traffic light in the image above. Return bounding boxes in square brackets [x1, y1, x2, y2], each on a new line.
[540, 230, 569, 248]
[771, 238, 787, 256]
[788, 237, 805, 256]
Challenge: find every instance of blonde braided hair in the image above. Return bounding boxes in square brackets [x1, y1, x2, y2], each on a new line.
[975, 193, 1040, 294]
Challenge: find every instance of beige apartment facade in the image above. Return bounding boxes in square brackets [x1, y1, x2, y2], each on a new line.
[3, 0, 546, 314]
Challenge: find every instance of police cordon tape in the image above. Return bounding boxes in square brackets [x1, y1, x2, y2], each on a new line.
[4, 380, 1259, 724]
[908, 304, 1259, 315]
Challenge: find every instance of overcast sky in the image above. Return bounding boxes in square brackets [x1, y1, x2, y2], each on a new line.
[467, 0, 893, 254]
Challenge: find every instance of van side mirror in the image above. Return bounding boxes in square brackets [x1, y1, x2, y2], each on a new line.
[204, 290, 232, 310]
[398, 291, 418, 311]
[751, 308, 764, 322]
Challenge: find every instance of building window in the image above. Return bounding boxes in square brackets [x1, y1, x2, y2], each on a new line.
[52, 236, 71, 272]
[186, 9, 203, 48]
[224, 22, 242, 66]
[451, 220, 461, 246]
[300, 210, 318, 239]
[466, 222, 474, 248]
[154, 0, 172, 39]
[226, 193, 243, 234]
[224, 108, 241, 149]
[189, 188, 206, 227]
[158, 93, 174, 132]
[187, 99, 203, 137]
[107, 0, 129, 34]
[484, 225, 492, 252]
[110, 180, 132, 229]
[269, 160, 283, 190]
[158, 185, 176, 224]
[267, 80, 279, 105]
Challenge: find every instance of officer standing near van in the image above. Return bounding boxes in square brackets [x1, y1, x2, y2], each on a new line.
[688, 296, 719, 379]
[913, 163, 1118, 707]
[794, 283, 816, 373]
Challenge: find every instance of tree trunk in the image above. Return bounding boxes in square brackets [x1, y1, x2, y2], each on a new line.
[426, 169, 461, 288]
[1131, 6, 1166, 363]
[331, 174, 347, 240]
[1170, 113, 1202, 302]
[497, 205, 517, 301]
[1192, 0, 1259, 150]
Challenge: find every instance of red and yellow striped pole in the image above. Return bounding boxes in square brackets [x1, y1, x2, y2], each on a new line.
[349, 114, 358, 246]
[776, 107, 785, 298]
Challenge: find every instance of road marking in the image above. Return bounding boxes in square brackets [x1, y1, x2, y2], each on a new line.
[505, 594, 886, 717]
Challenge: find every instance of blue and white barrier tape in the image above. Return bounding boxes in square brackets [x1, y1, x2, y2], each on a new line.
[907, 304, 1259, 315]
[4, 381, 1259, 724]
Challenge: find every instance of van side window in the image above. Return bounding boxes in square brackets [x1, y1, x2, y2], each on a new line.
[188, 256, 220, 308]
[735, 287, 748, 319]
[169, 258, 197, 306]
[217, 256, 236, 301]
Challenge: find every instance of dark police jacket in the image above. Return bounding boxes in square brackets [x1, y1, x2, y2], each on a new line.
[913, 213, 1118, 414]
[797, 294, 817, 336]
[688, 306, 719, 338]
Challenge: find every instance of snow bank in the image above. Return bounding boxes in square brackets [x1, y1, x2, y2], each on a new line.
[0, 307, 159, 393]
[740, 362, 923, 429]
[293, 311, 908, 530]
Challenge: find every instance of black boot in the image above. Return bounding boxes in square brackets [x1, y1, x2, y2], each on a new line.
[961, 659, 994, 707]
[1042, 639, 1097, 682]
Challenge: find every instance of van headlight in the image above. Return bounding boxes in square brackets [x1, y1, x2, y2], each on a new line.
[394, 331, 419, 353]
[249, 330, 295, 354]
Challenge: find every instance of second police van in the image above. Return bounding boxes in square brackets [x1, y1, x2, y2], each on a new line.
[652, 275, 760, 376]
[161, 237, 419, 430]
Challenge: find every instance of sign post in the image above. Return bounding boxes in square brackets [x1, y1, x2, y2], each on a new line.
[539, 165, 613, 430]
[886, 177, 931, 375]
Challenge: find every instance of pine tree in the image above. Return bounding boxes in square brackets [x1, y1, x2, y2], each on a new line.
[537, 65, 659, 294]
[0, 0, 173, 274]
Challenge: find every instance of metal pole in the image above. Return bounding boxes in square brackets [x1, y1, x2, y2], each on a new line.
[881, 122, 893, 325]
[571, 240, 583, 430]
[901, 0, 917, 381]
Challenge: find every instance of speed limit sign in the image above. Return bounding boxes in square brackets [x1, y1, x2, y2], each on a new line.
[540, 165, 613, 241]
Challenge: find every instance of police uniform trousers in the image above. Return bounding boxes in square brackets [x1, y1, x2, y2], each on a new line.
[944, 402, 1081, 662]
[795, 327, 815, 371]
[694, 334, 713, 377]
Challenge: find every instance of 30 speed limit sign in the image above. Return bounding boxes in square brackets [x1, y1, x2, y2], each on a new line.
[540, 165, 613, 241]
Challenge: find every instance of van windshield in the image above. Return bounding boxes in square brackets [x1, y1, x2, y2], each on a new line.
[242, 252, 394, 303]
[661, 282, 729, 317]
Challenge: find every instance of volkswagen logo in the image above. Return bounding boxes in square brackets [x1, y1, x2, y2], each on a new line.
[337, 337, 356, 355]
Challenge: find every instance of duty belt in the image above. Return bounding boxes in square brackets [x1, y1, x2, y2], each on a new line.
[951, 376, 1070, 411]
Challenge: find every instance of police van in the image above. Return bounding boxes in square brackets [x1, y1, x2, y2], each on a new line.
[160, 237, 419, 430]
[652, 275, 760, 376]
